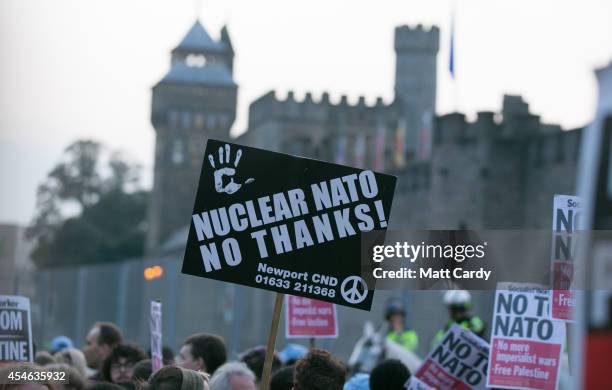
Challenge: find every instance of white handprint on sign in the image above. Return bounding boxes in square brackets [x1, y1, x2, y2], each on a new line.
[208, 144, 254, 194]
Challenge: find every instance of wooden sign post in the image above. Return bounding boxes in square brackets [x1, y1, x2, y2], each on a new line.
[260, 293, 285, 390]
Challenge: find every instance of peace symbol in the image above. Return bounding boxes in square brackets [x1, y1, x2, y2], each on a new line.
[340, 276, 368, 304]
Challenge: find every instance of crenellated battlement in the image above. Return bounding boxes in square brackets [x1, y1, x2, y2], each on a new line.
[394, 24, 440, 52]
[248, 90, 394, 128]
[431, 97, 582, 169]
[432, 95, 574, 147]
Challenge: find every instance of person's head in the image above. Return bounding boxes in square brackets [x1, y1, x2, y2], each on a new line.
[239, 347, 281, 382]
[0, 363, 55, 390]
[83, 322, 123, 369]
[50, 336, 74, 354]
[443, 290, 472, 321]
[101, 343, 146, 384]
[384, 298, 405, 332]
[44, 364, 85, 390]
[177, 334, 226, 375]
[34, 351, 56, 366]
[209, 362, 256, 390]
[145, 366, 210, 390]
[161, 346, 175, 366]
[54, 348, 88, 381]
[278, 344, 308, 367]
[369, 359, 410, 390]
[270, 366, 294, 390]
[293, 349, 346, 390]
[131, 359, 152, 383]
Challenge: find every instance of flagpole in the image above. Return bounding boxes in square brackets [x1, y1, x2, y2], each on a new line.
[449, 0, 458, 113]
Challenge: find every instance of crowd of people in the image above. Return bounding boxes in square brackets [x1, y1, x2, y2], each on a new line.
[0, 320, 413, 390]
[0, 291, 488, 389]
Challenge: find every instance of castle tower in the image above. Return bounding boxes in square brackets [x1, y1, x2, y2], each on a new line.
[146, 20, 237, 252]
[394, 25, 439, 161]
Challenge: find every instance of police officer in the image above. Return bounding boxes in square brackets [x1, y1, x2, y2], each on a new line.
[385, 297, 418, 352]
[431, 290, 485, 349]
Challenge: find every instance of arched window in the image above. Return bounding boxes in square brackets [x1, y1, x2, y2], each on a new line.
[194, 113, 205, 129]
[181, 111, 192, 129]
[186, 54, 207, 67]
[168, 110, 179, 127]
[171, 139, 184, 165]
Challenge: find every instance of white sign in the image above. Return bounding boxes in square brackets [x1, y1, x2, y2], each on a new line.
[487, 283, 565, 390]
[404, 376, 433, 390]
[0, 295, 33, 362]
[150, 301, 163, 372]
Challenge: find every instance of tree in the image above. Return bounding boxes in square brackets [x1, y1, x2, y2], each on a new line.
[27, 140, 149, 268]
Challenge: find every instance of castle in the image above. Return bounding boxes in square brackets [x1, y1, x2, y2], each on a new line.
[146, 19, 581, 252]
[32, 19, 588, 357]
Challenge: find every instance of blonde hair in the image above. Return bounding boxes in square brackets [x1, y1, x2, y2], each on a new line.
[54, 348, 88, 380]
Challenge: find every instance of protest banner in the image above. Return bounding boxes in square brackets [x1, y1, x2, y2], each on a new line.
[285, 295, 338, 339]
[487, 282, 565, 390]
[550, 195, 581, 321]
[413, 324, 489, 390]
[150, 300, 163, 372]
[182, 140, 396, 311]
[0, 295, 33, 362]
[404, 376, 433, 390]
[181, 140, 396, 390]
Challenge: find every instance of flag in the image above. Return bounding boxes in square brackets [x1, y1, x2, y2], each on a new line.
[353, 132, 366, 168]
[394, 117, 407, 168]
[449, 4, 456, 79]
[374, 121, 386, 171]
[334, 136, 347, 165]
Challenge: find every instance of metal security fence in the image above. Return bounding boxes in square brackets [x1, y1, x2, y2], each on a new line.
[30, 255, 494, 359]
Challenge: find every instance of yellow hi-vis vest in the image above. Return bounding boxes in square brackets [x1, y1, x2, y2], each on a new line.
[386, 330, 419, 352]
[430, 316, 484, 350]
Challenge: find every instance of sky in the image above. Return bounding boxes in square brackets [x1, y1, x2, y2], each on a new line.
[1, 0, 611, 225]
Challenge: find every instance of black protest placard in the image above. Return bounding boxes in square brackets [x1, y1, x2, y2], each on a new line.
[181, 140, 396, 310]
[0, 295, 33, 362]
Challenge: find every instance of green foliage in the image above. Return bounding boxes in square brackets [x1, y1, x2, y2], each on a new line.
[27, 140, 148, 268]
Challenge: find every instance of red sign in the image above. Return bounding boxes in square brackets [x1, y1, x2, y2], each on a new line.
[549, 194, 581, 321]
[489, 338, 562, 390]
[551, 261, 575, 319]
[487, 283, 564, 390]
[285, 296, 338, 338]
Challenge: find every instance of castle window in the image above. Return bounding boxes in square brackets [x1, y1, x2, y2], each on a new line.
[171, 139, 184, 165]
[186, 54, 207, 67]
[194, 113, 205, 129]
[218, 114, 229, 128]
[206, 114, 218, 129]
[168, 110, 179, 127]
[181, 111, 192, 129]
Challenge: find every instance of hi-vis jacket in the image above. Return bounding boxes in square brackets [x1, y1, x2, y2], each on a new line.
[430, 316, 485, 349]
[386, 329, 419, 352]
